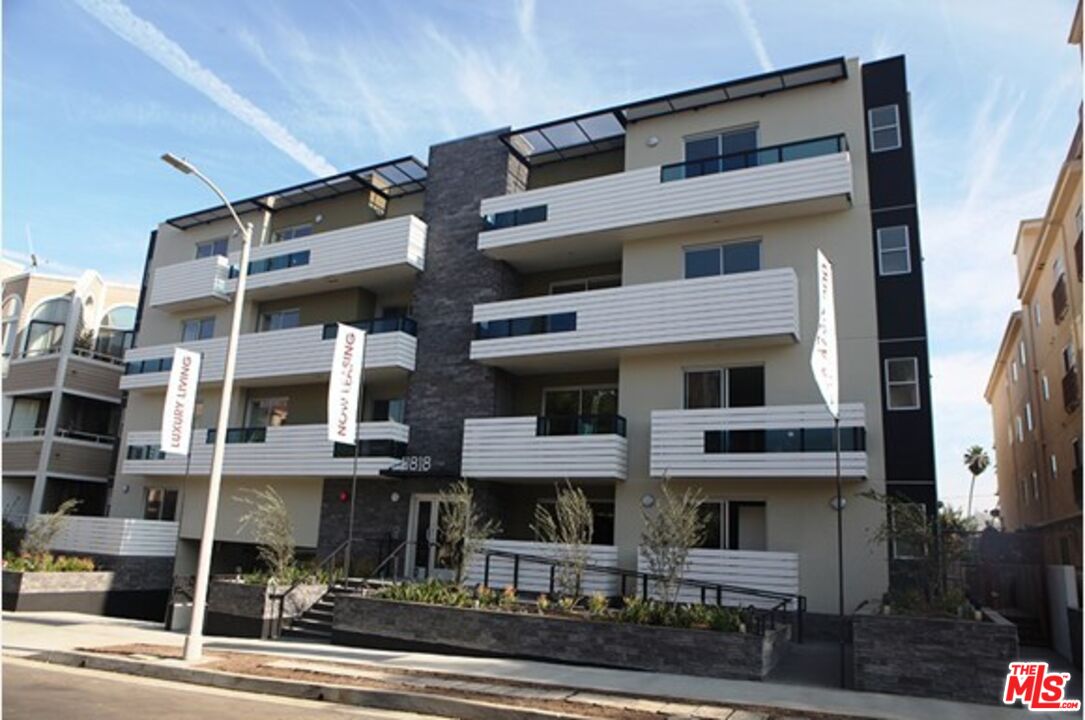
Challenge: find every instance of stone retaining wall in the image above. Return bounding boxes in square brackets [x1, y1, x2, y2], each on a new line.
[334, 595, 789, 680]
[205, 580, 327, 638]
[852, 607, 1018, 704]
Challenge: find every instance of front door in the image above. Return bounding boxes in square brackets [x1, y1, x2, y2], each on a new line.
[406, 494, 454, 580]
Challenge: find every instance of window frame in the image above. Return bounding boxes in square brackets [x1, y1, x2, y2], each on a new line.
[683, 238, 762, 279]
[270, 222, 314, 244]
[195, 237, 228, 259]
[884, 357, 921, 411]
[180, 317, 215, 342]
[548, 274, 621, 295]
[143, 487, 179, 521]
[540, 384, 619, 417]
[876, 225, 912, 276]
[868, 104, 902, 152]
[888, 502, 927, 559]
[259, 308, 301, 333]
[683, 365, 765, 410]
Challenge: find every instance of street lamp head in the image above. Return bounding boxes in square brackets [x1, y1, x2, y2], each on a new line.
[161, 152, 195, 175]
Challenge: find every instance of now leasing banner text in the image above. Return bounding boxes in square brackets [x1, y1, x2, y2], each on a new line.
[160, 348, 202, 455]
[327, 324, 366, 444]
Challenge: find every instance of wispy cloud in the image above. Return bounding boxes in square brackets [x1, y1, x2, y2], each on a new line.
[72, 0, 336, 177]
[728, 0, 773, 72]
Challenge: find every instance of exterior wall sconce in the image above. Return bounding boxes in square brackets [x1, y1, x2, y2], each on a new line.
[641, 493, 655, 508]
[390, 491, 400, 503]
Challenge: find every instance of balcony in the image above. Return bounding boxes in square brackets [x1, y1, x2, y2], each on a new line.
[148, 215, 427, 311]
[462, 415, 627, 480]
[121, 422, 409, 478]
[478, 136, 852, 271]
[120, 318, 416, 391]
[650, 403, 867, 479]
[0, 431, 115, 481]
[471, 269, 799, 371]
[1063, 369, 1080, 414]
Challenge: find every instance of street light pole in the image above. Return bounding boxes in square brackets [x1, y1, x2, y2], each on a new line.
[161, 154, 254, 663]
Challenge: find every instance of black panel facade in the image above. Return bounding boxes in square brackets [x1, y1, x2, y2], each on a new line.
[861, 56, 938, 514]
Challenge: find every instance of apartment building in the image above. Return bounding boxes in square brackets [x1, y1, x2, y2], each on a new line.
[110, 55, 936, 615]
[2, 266, 139, 521]
[985, 119, 1082, 570]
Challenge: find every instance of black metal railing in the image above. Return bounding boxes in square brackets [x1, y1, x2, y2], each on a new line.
[1063, 370, 1080, 414]
[1053, 276, 1070, 324]
[479, 547, 805, 641]
[475, 312, 576, 340]
[321, 316, 418, 339]
[536, 413, 627, 437]
[660, 133, 848, 183]
[205, 426, 267, 444]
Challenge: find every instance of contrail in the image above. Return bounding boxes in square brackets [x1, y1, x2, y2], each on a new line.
[729, 0, 774, 72]
[73, 0, 337, 177]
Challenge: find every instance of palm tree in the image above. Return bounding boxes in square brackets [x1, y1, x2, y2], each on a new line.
[963, 445, 991, 518]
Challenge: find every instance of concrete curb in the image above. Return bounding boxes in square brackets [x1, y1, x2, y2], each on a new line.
[26, 650, 594, 720]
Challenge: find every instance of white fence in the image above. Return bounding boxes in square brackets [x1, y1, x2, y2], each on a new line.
[637, 548, 799, 609]
[464, 540, 620, 596]
[49, 517, 179, 557]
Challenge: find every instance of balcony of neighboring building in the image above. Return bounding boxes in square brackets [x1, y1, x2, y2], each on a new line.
[650, 402, 868, 479]
[2, 393, 119, 482]
[478, 134, 852, 272]
[147, 214, 428, 312]
[121, 315, 417, 391]
[462, 379, 627, 481]
[470, 268, 799, 372]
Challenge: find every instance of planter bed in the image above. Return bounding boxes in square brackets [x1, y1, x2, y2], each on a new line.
[333, 595, 789, 680]
[205, 579, 327, 639]
[2, 565, 170, 621]
[852, 606, 1019, 705]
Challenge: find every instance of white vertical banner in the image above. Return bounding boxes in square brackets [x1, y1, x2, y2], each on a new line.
[327, 324, 366, 444]
[810, 249, 839, 419]
[161, 348, 202, 455]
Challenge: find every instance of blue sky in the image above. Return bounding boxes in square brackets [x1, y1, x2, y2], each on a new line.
[3, 0, 1081, 513]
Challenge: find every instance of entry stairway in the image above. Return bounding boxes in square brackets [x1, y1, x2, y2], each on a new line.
[280, 578, 381, 642]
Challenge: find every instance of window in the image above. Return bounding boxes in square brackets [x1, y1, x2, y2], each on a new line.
[885, 357, 920, 410]
[259, 309, 300, 332]
[195, 237, 228, 259]
[1063, 344, 1077, 373]
[143, 488, 179, 521]
[1043, 374, 1051, 401]
[1051, 453, 1059, 478]
[1008, 422, 1014, 446]
[542, 386, 618, 420]
[549, 276, 621, 294]
[695, 500, 767, 551]
[246, 396, 289, 427]
[1026, 402, 1034, 432]
[372, 398, 406, 424]
[1011, 361, 1019, 383]
[868, 104, 901, 152]
[1019, 341, 1027, 367]
[6, 397, 46, 437]
[683, 126, 759, 177]
[23, 297, 70, 356]
[684, 239, 761, 279]
[1016, 416, 1024, 442]
[483, 205, 548, 231]
[1032, 470, 1040, 500]
[876, 226, 911, 275]
[1034, 303, 1042, 327]
[889, 503, 927, 559]
[232, 250, 310, 278]
[535, 499, 615, 545]
[1053, 256, 1069, 322]
[181, 317, 215, 342]
[684, 366, 764, 409]
[271, 223, 313, 243]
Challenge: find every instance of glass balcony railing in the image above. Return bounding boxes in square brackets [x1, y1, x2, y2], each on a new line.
[704, 426, 865, 454]
[206, 426, 267, 444]
[536, 413, 627, 438]
[475, 312, 577, 340]
[660, 134, 848, 183]
[321, 316, 418, 340]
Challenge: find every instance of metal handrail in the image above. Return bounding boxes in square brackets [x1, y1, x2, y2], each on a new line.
[479, 547, 806, 641]
[268, 540, 352, 639]
[367, 538, 411, 581]
[55, 428, 117, 445]
[71, 346, 126, 366]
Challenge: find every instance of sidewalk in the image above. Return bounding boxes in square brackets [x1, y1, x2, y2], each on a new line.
[3, 611, 1031, 720]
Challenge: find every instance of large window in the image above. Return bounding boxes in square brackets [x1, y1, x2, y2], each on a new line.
[535, 499, 614, 545]
[684, 366, 764, 409]
[697, 501, 767, 551]
[884, 357, 920, 410]
[195, 237, 228, 259]
[181, 317, 215, 342]
[259, 309, 301, 332]
[2, 295, 21, 359]
[868, 105, 902, 152]
[143, 488, 179, 521]
[684, 126, 758, 176]
[876, 226, 911, 276]
[542, 386, 618, 417]
[684, 240, 761, 279]
[96, 304, 136, 358]
[6, 397, 46, 437]
[23, 297, 70, 356]
[372, 398, 406, 424]
[271, 223, 314, 244]
[246, 396, 289, 427]
[549, 276, 620, 294]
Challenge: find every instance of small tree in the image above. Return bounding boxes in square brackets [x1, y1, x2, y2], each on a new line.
[963, 445, 990, 518]
[531, 480, 593, 598]
[641, 482, 706, 608]
[437, 480, 501, 584]
[235, 486, 295, 583]
[20, 498, 80, 556]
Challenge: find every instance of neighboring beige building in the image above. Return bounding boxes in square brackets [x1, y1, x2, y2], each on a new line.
[112, 55, 937, 619]
[2, 266, 139, 520]
[986, 2, 1083, 572]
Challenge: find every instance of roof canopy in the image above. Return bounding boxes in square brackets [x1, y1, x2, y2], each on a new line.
[501, 57, 848, 165]
[167, 157, 428, 229]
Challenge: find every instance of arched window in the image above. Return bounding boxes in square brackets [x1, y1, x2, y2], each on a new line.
[2, 295, 22, 359]
[23, 296, 70, 357]
[96, 304, 137, 358]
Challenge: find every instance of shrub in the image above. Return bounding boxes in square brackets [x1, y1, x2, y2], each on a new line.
[536, 593, 550, 613]
[21, 499, 80, 556]
[641, 482, 706, 608]
[437, 480, 501, 584]
[499, 586, 517, 610]
[4, 552, 95, 572]
[588, 592, 608, 616]
[531, 480, 593, 598]
[235, 486, 295, 583]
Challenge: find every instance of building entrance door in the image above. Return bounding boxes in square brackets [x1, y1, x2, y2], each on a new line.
[405, 494, 454, 580]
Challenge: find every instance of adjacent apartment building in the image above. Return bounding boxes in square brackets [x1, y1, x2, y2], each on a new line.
[985, 11, 1083, 569]
[108, 55, 936, 615]
[2, 266, 139, 521]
